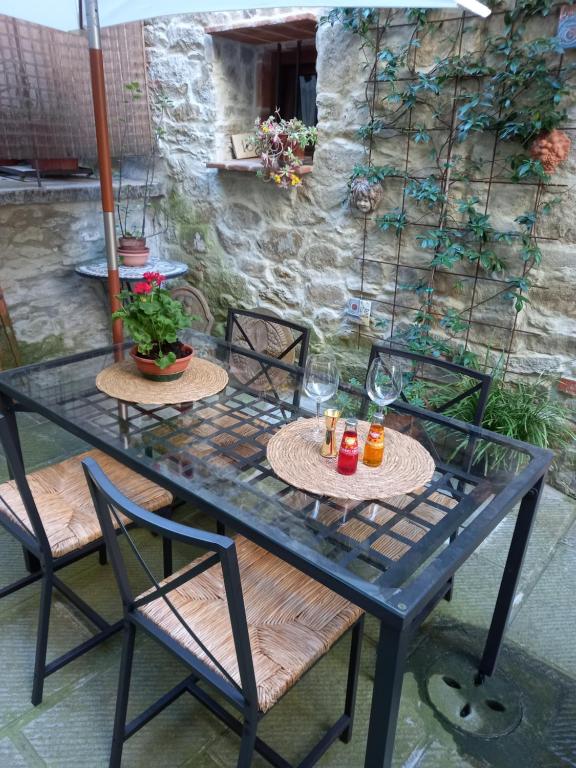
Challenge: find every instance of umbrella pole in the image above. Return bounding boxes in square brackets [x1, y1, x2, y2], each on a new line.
[85, 0, 123, 347]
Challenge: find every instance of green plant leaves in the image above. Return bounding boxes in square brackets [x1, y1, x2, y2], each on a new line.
[377, 209, 407, 234]
[113, 286, 191, 366]
[335, 1, 570, 367]
[406, 176, 446, 207]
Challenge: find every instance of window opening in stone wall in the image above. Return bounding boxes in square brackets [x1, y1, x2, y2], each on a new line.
[208, 14, 318, 164]
[261, 42, 318, 126]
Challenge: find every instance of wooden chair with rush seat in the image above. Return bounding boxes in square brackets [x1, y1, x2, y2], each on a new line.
[83, 456, 365, 768]
[0, 413, 173, 705]
[367, 343, 492, 427]
[225, 307, 310, 398]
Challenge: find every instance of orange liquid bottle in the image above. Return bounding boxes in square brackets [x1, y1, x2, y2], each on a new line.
[363, 413, 385, 468]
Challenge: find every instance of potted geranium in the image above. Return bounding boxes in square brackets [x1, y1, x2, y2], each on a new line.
[252, 112, 318, 189]
[113, 272, 193, 381]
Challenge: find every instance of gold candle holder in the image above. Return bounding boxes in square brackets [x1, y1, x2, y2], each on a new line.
[320, 408, 341, 458]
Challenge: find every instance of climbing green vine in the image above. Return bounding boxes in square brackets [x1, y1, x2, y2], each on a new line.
[325, 2, 574, 368]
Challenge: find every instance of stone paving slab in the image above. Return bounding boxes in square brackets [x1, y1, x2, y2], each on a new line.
[0, 737, 33, 768]
[509, 542, 576, 679]
[20, 636, 224, 767]
[561, 517, 576, 548]
[474, 485, 576, 599]
[428, 552, 505, 629]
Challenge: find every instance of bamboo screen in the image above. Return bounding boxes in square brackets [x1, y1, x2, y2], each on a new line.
[0, 15, 152, 160]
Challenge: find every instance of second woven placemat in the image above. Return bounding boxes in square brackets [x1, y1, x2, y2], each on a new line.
[266, 417, 435, 501]
[96, 357, 229, 405]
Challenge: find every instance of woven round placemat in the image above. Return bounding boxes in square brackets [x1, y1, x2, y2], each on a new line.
[266, 417, 435, 501]
[96, 358, 228, 405]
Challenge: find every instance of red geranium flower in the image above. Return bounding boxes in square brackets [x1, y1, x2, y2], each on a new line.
[142, 271, 166, 286]
[134, 281, 152, 294]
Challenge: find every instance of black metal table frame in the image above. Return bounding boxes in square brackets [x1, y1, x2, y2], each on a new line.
[0, 341, 553, 768]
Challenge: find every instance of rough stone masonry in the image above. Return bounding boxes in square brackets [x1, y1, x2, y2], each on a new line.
[143, 8, 576, 379]
[0, 8, 574, 381]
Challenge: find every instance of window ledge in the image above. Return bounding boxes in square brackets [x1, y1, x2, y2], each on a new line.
[206, 159, 313, 175]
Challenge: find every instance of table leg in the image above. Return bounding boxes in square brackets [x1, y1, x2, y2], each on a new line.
[478, 475, 545, 679]
[364, 621, 409, 768]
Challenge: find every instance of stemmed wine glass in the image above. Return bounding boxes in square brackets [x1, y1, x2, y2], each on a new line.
[303, 354, 340, 435]
[366, 353, 403, 417]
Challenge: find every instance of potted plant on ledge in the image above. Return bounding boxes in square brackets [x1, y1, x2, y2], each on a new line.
[115, 83, 171, 266]
[113, 272, 193, 381]
[253, 112, 318, 189]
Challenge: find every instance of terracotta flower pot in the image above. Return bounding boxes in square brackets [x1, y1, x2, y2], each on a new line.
[119, 236, 146, 250]
[130, 344, 193, 382]
[119, 243, 150, 267]
[278, 133, 305, 159]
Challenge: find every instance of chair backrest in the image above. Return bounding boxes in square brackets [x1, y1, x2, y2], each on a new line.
[0, 414, 51, 557]
[0, 286, 21, 369]
[81, 456, 258, 707]
[367, 344, 492, 426]
[225, 308, 310, 369]
[170, 286, 214, 334]
[225, 308, 310, 404]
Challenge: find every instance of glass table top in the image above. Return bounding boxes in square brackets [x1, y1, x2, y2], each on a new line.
[0, 332, 552, 618]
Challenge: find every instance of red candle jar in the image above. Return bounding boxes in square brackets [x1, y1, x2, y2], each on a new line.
[337, 419, 359, 475]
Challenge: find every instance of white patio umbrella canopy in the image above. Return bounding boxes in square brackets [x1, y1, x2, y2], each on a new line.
[0, 0, 490, 346]
[1, 0, 489, 31]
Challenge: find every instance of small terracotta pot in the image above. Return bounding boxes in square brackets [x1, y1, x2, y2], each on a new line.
[130, 344, 193, 382]
[278, 133, 305, 159]
[119, 245, 150, 267]
[119, 236, 146, 250]
[289, 142, 305, 160]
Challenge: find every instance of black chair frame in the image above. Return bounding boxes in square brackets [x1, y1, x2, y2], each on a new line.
[366, 345, 492, 603]
[83, 456, 364, 768]
[367, 344, 492, 427]
[0, 412, 172, 705]
[225, 308, 310, 403]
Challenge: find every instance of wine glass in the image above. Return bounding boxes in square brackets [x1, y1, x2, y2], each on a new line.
[303, 354, 340, 435]
[366, 353, 403, 417]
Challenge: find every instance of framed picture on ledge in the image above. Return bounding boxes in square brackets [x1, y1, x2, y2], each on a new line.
[231, 133, 257, 160]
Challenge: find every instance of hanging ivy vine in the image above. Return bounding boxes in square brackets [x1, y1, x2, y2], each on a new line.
[325, 2, 575, 370]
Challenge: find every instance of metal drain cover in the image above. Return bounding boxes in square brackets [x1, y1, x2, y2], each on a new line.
[426, 652, 523, 738]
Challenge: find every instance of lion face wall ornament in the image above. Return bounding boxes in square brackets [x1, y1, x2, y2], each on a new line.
[349, 177, 384, 213]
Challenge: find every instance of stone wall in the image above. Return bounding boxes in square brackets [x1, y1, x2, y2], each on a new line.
[0, 182, 162, 366]
[145, 10, 370, 370]
[0, 199, 110, 364]
[144, 8, 575, 381]
[0, 7, 573, 384]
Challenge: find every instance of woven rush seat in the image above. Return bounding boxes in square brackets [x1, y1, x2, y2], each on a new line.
[0, 449, 172, 558]
[139, 535, 363, 713]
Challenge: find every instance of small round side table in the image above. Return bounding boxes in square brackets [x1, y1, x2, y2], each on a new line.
[75, 258, 189, 291]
